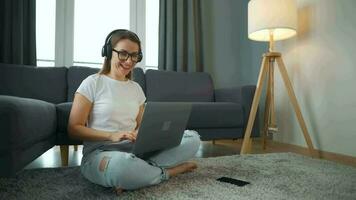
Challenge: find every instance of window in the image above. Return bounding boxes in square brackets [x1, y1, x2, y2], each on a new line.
[145, 0, 159, 69]
[36, 0, 159, 69]
[73, 0, 130, 68]
[36, 0, 56, 67]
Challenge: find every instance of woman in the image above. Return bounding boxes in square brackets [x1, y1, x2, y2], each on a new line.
[68, 29, 201, 193]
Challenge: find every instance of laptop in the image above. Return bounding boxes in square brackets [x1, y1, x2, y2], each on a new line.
[100, 102, 192, 159]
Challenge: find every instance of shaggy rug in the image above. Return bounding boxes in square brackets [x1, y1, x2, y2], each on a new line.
[1, 153, 356, 200]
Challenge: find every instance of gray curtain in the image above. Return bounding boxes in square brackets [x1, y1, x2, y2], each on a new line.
[0, 0, 36, 65]
[158, 0, 203, 72]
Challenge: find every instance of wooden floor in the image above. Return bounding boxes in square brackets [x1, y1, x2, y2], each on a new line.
[25, 138, 356, 169]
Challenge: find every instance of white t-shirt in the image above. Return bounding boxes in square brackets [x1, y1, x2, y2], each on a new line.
[76, 74, 146, 156]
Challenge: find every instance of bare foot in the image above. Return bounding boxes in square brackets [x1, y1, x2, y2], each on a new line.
[167, 162, 198, 177]
[114, 187, 124, 195]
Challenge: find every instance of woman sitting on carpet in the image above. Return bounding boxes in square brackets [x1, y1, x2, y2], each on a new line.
[68, 29, 201, 194]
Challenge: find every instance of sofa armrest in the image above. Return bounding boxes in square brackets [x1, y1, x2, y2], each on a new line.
[215, 85, 256, 111]
[214, 85, 260, 136]
[0, 95, 57, 151]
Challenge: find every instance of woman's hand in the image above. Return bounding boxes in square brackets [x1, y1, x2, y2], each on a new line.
[109, 131, 137, 142]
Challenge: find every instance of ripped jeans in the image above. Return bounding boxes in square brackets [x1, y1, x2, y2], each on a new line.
[80, 130, 201, 190]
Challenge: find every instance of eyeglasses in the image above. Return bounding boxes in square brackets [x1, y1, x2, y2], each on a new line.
[112, 49, 141, 63]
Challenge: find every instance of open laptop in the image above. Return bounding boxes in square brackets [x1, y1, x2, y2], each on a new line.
[100, 102, 192, 159]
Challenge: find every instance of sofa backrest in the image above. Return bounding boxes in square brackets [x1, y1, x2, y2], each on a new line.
[67, 66, 146, 102]
[1, 63, 208, 104]
[67, 66, 99, 102]
[132, 67, 146, 95]
[145, 70, 214, 102]
[0, 63, 67, 104]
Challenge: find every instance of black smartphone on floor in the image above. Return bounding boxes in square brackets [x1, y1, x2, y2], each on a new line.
[216, 177, 250, 187]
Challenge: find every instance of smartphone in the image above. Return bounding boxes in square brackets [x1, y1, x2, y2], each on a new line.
[216, 177, 250, 187]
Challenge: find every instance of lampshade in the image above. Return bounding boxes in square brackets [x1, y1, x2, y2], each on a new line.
[248, 0, 297, 42]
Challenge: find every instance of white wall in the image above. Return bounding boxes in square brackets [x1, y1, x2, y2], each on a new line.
[274, 0, 356, 157]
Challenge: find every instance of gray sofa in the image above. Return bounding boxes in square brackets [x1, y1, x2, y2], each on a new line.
[0, 63, 259, 177]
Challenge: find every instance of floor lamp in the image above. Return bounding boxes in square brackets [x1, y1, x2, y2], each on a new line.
[240, 0, 317, 157]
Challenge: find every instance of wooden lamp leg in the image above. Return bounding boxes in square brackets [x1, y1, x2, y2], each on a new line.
[276, 57, 317, 158]
[262, 62, 272, 150]
[241, 56, 269, 154]
[242, 52, 316, 157]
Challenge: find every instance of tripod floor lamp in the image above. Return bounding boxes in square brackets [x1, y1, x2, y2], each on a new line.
[240, 0, 317, 157]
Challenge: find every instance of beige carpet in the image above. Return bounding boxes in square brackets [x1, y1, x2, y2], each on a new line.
[1, 153, 356, 200]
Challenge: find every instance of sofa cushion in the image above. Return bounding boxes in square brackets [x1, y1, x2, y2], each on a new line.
[67, 66, 99, 102]
[56, 102, 244, 138]
[194, 128, 245, 140]
[55, 102, 81, 145]
[0, 63, 67, 104]
[56, 102, 72, 133]
[145, 70, 214, 102]
[187, 102, 244, 128]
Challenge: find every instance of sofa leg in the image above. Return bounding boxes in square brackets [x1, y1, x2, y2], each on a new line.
[60, 145, 69, 166]
[74, 145, 78, 151]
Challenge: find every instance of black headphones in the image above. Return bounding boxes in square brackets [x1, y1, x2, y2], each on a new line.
[101, 29, 143, 62]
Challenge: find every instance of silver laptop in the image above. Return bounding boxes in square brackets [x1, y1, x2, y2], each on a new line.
[100, 102, 192, 159]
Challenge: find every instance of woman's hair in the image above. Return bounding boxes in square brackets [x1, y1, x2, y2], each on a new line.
[99, 30, 142, 80]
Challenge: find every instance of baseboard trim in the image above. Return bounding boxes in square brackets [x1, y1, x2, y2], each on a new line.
[269, 140, 356, 168]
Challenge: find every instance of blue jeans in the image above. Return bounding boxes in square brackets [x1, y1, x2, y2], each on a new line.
[80, 130, 201, 190]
